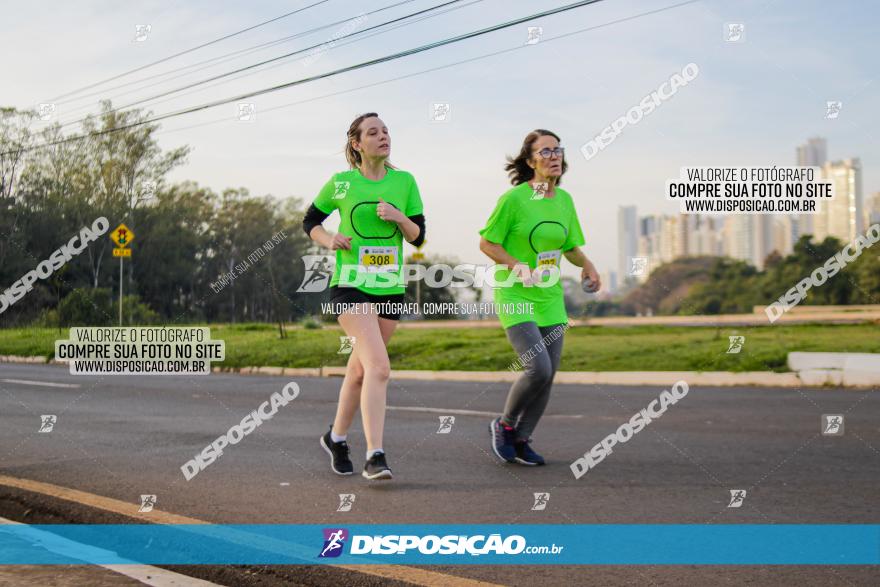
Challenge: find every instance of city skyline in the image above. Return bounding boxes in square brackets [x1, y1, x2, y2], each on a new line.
[614, 135, 876, 288]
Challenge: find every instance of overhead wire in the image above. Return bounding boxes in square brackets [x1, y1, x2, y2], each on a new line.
[68, 0, 484, 122]
[157, 0, 701, 139]
[6, 0, 706, 156]
[51, 0, 423, 112]
[52, 0, 467, 130]
[46, 0, 333, 102]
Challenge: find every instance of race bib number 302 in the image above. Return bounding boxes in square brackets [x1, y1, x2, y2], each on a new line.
[358, 246, 399, 273]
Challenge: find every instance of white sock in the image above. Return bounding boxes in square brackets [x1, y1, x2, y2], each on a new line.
[367, 448, 384, 460]
[330, 431, 347, 443]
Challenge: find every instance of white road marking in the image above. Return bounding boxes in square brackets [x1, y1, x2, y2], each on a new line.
[1, 379, 80, 389]
[0, 475, 501, 587]
[0, 516, 221, 586]
[386, 405, 582, 419]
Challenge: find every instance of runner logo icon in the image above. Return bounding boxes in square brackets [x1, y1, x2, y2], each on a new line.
[726, 336, 745, 354]
[436, 416, 455, 434]
[297, 255, 334, 292]
[727, 489, 746, 508]
[531, 492, 550, 511]
[38, 415, 57, 433]
[319, 528, 348, 558]
[530, 182, 548, 199]
[629, 256, 648, 276]
[822, 414, 844, 435]
[337, 493, 356, 512]
[139, 494, 157, 513]
[338, 336, 356, 355]
[332, 181, 350, 199]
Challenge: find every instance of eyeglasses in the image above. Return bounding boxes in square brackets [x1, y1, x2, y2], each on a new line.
[534, 147, 565, 159]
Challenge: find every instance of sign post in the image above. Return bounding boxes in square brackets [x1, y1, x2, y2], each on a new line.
[412, 245, 425, 316]
[110, 224, 134, 326]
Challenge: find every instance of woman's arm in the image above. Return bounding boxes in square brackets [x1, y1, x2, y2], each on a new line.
[564, 246, 601, 292]
[479, 237, 520, 269]
[302, 204, 351, 250]
[376, 198, 423, 244]
[396, 216, 421, 243]
[309, 225, 352, 250]
[479, 237, 534, 283]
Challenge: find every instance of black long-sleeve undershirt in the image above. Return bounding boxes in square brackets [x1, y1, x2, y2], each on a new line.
[302, 204, 426, 247]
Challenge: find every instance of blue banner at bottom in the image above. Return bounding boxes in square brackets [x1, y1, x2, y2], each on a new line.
[1, 524, 877, 565]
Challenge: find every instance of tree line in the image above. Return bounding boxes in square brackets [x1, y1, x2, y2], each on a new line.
[583, 236, 880, 317]
[0, 102, 457, 328]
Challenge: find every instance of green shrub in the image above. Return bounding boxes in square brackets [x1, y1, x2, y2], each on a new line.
[37, 288, 160, 326]
[300, 316, 322, 329]
[58, 288, 113, 326]
[121, 295, 161, 325]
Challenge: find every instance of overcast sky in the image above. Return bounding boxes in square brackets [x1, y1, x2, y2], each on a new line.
[4, 0, 878, 277]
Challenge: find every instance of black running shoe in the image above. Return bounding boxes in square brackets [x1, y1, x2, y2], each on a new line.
[362, 451, 393, 480]
[490, 417, 517, 463]
[514, 439, 545, 466]
[320, 427, 353, 475]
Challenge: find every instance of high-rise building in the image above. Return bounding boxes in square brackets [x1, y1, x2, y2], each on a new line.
[796, 137, 827, 237]
[659, 215, 686, 263]
[754, 215, 775, 267]
[617, 206, 638, 283]
[723, 215, 754, 265]
[687, 216, 722, 256]
[635, 215, 661, 282]
[774, 215, 797, 256]
[639, 215, 659, 253]
[720, 216, 775, 268]
[814, 158, 863, 243]
[865, 191, 880, 228]
[797, 137, 827, 166]
[599, 270, 618, 295]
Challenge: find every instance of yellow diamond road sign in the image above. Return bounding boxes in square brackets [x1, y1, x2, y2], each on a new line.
[111, 224, 134, 248]
[412, 241, 426, 261]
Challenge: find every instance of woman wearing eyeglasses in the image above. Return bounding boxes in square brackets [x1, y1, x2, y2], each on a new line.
[478, 129, 600, 465]
[302, 112, 425, 480]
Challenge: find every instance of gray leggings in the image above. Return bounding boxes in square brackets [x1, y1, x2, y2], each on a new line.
[501, 322, 565, 441]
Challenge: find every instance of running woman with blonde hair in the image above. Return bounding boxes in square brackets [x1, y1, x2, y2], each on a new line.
[303, 112, 425, 480]
[479, 129, 599, 465]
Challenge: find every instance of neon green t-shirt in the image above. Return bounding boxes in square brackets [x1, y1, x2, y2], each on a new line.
[479, 182, 586, 328]
[313, 167, 423, 296]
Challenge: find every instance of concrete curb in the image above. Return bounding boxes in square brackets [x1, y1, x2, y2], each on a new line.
[1, 355, 874, 388]
[0, 355, 63, 365]
[788, 352, 880, 387]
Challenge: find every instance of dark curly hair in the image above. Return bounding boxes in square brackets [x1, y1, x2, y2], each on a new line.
[504, 129, 567, 186]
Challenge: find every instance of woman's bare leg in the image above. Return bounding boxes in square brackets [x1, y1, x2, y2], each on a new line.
[332, 310, 397, 437]
[334, 309, 396, 452]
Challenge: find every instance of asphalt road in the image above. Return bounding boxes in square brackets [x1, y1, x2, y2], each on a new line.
[1, 362, 878, 586]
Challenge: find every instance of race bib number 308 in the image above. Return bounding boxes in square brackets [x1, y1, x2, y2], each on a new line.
[358, 246, 399, 273]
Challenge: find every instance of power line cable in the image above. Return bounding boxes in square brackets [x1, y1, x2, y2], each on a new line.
[7, 0, 642, 155]
[47, 0, 333, 102]
[64, 0, 483, 123]
[159, 0, 700, 139]
[52, 0, 422, 109]
[54, 0, 467, 129]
